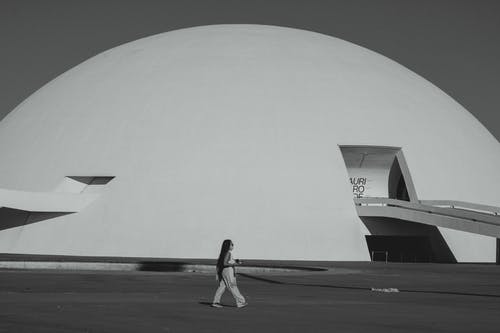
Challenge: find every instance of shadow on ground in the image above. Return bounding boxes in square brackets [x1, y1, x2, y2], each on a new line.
[137, 261, 326, 273]
[138, 261, 190, 272]
[238, 273, 500, 298]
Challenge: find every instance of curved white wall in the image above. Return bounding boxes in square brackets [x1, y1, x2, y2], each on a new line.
[0, 25, 498, 261]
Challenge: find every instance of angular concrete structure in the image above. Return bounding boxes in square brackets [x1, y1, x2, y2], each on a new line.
[0, 25, 499, 262]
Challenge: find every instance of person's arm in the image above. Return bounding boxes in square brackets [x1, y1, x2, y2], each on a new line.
[223, 252, 233, 267]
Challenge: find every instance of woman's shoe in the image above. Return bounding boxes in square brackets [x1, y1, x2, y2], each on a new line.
[211, 303, 223, 308]
[237, 302, 248, 308]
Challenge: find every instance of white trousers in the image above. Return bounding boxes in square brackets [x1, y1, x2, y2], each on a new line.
[213, 267, 246, 306]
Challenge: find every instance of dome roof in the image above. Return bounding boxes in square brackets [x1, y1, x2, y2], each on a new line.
[0, 25, 498, 261]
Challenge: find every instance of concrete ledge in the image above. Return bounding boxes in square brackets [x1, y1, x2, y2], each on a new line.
[0, 254, 329, 273]
[0, 261, 140, 271]
[0, 259, 326, 273]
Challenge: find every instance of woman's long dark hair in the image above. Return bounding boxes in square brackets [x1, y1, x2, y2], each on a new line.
[216, 239, 232, 280]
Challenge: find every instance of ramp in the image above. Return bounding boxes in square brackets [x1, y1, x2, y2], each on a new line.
[355, 198, 500, 238]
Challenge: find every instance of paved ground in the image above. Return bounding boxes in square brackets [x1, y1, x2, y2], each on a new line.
[1, 262, 500, 332]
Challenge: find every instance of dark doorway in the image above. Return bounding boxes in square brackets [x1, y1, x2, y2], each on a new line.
[366, 235, 433, 262]
[497, 239, 500, 265]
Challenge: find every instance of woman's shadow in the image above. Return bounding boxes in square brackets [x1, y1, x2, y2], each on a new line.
[199, 301, 238, 307]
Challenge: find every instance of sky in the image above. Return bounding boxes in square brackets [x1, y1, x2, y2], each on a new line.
[1, 0, 499, 140]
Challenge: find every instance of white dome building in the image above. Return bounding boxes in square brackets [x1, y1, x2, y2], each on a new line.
[0, 25, 499, 263]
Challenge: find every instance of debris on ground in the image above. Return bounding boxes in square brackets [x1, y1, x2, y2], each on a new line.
[371, 287, 399, 293]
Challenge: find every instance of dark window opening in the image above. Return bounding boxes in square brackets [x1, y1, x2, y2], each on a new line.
[67, 176, 114, 185]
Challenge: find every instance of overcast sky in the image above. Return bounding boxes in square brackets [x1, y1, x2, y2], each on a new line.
[1, 0, 499, 140]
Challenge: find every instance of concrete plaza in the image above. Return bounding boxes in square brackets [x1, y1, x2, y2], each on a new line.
[1, 262, 500, 332]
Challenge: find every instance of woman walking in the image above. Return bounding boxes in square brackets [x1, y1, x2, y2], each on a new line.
[211, 239, 248, 308]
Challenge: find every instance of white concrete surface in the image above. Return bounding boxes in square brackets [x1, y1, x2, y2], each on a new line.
[0, 25, 498, 261]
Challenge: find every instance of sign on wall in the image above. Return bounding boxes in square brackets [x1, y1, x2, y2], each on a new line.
[350, 177, 367, 198]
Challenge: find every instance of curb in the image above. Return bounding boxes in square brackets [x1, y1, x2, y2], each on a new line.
[0, 261, 318, 273]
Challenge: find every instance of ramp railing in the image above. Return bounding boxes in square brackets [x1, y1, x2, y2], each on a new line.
[354, 197, 500, 238]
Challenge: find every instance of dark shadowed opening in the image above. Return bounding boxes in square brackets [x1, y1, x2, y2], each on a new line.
[497, 239, 500, 265]
[0, 207, 71, 231]
[361, 217, 456, 263]
[366, 235, 433, 262]
[388, 157, 410, 201]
